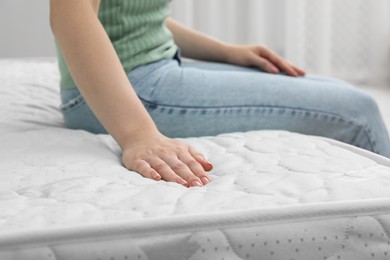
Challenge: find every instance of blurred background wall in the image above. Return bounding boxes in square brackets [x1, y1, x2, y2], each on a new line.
[170, 0, 390, 85]
[0, 0, 389, 85]
[0, 0, 55, 57]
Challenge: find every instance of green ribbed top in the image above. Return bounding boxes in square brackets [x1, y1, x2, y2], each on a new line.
[57, 0, 177, 89]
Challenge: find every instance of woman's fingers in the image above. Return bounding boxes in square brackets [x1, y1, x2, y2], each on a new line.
[132, 159, 161, 181]
[290, 63, 306, 76]
[122, 137, 213, 187]
[178, 150, 212, 185]
[260, 48, 298, 77]
[252, 56, 280, 74]
[253, 46, 306, 77]
[148, 157, 193, 187]
[159, 155, 204, 187]
[188, 146, 213, 171]
[227, 44, 305, 77]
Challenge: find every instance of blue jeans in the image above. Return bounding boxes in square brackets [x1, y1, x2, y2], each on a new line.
[60, 57, 390, 157]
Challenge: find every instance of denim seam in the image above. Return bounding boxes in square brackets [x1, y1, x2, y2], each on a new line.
[60, 95, 86, 113]
[349, 122, 378, 153]
[140, 97, 350, 120]
[140, 97, 378, 153]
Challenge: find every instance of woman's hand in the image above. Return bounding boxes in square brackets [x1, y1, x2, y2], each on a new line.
[122, 132, 213, 187]
[224, 44, 306, 77]
[166, 18, 304, 77]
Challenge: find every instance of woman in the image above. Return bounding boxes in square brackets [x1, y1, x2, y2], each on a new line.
[50, 0, 390, 187]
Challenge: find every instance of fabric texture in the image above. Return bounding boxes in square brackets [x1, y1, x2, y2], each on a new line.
[57, 0, 177, 89]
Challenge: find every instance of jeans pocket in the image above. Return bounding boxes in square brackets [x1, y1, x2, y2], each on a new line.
[60, 94, 86, 114]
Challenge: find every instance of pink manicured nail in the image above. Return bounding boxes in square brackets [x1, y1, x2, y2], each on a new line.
[191, 180, 203, 187]
[176, 178, 188, 187]
[203, 160, 213, 170]
[201, 177, 210, 185]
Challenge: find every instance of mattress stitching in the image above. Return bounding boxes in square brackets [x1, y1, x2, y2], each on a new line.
[47, 245, 58, 260]
[327, 215, 390, 259]
[220, 229, 245, 260]
[374, 216, 390, 242]
[341, 217, 355, 256]
[320, 217, 353, 260]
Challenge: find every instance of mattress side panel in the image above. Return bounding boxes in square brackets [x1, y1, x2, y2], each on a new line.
[1, 214, 390, 260]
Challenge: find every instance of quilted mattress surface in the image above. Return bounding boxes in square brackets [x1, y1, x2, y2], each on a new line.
[1, 58, 390, 260]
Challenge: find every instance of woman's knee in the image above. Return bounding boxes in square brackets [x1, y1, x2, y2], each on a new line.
[340, 87, 390, 154]
[345, 88, 380, 119]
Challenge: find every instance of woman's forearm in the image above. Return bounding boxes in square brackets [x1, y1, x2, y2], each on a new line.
[50, 0, 158, 150]
[166, 17, 231, 62]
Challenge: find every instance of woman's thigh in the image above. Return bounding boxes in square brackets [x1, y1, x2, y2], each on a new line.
[129, 59, 390, 156]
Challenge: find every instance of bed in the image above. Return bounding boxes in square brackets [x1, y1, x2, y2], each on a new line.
[1, 58, 390, 260]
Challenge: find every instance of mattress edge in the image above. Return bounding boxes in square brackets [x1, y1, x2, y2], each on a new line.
[317, 136, 390, 166]
[1, 198, 390, 251]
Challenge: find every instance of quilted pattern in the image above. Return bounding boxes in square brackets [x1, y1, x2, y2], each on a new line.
[1, 128, 390, 233]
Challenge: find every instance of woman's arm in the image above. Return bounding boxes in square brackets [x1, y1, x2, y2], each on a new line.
[50, 0, 212, 187]
[165, 17, 230, 63]
[51, 0, 156, 149]
[166, 17, 305, 77]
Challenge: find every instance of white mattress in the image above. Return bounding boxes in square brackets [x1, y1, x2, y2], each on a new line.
[1, 58, 390, 260]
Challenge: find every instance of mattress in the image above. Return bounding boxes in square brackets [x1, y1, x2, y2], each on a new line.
[1, 58, 390, 260]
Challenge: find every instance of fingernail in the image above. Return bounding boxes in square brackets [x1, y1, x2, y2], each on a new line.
[176, 178, 188, 187]
[191, 180, 203, 187]
[201, 177, 210, 185]
[152, 174, 161, 181]
[207, 161, 213, 169]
